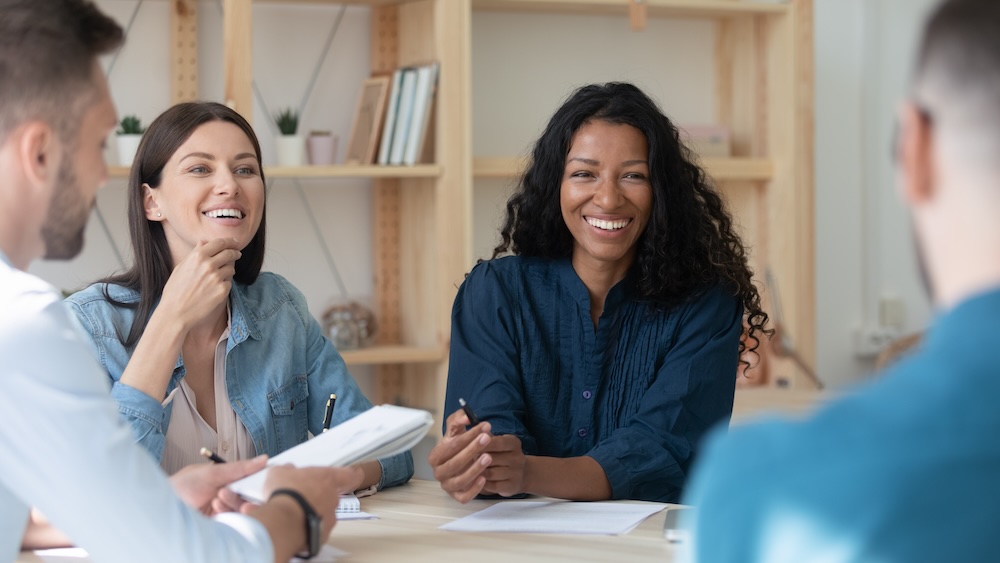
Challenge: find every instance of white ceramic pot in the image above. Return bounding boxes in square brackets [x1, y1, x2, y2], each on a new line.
[116, 134, 142, 167]
[275, 135, 305, 167]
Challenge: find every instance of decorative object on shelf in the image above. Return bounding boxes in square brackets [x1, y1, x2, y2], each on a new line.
[274, 107, 304, 166]
[345, 76, 390, 165]
[116, 114, 145, 167]
[679, 124, 731, 158]
[307, 130, 338, 165]
[321, 299, 377, 351]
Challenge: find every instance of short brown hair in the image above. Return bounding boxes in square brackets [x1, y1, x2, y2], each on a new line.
[0, 0, 123, 144]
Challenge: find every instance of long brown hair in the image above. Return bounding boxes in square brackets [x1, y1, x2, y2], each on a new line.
[99, 101, 267, 348]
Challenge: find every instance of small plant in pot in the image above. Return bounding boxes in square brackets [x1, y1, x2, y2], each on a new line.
[274, 107, 304, 166]
[116, 114, 145, 167]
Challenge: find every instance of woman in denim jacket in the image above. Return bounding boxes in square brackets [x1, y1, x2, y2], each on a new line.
[65, 102, 412, 494]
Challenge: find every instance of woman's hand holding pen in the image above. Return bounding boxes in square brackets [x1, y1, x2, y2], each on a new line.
[480, 434, 527, 497]
[427, 408, 493, 503]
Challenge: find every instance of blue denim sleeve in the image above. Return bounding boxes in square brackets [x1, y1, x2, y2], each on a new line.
[109, 381, 169, 459]
[295, 286, 414, 489]
[64, 297, 170, 460]
[586, 287, 742, 502]
[443, 263, 536, 451]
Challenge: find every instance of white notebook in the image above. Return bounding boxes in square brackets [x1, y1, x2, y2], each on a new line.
[229, 404, 433, 503]
[402, 62, 438, 165]
[377, 68, 404, 166]
[388, 68, 418, 165]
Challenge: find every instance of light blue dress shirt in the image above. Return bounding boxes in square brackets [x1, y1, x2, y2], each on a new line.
[0, 251, 272, 562]
[445, 256, 742, 502]
[682, 287, 1000, 562]
[65, 272, 413, 490]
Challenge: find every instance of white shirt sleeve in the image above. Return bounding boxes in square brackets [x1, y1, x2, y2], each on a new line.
[0, 267, 273, 563]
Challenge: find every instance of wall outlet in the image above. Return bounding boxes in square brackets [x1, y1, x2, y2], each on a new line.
[854, 326, 902, 358]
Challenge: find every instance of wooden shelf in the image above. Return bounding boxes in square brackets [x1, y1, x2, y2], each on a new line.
[473, 156, 773, 181]
[339, 345, 446, 366]
[266, 164, 441, 178]
[472, 0, 789, 18]
[108, 164, 442, 180]
[255, 0, 788, 18]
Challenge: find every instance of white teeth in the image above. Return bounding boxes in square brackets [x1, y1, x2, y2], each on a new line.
[204, 209, 244, 219]
[586, 217, 629, 231]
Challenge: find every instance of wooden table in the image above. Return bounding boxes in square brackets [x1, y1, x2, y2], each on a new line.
[18, 480, 679, 562]
[324, 480, 677, 561]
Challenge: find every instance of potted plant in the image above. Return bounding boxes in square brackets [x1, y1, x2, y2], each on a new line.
[307, 129, 338, 165]
[274, 107, 304, 166]
[116, 114, 144, 167]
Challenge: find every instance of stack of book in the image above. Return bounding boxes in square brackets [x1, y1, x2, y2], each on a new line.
[377, 62, 439, 166]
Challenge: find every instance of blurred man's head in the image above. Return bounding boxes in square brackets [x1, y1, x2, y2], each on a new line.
[0, 0, 122, 267]
[898, 0, 1000, 308]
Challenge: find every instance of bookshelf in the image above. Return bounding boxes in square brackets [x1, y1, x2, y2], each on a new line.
[197, 0, 813, 433]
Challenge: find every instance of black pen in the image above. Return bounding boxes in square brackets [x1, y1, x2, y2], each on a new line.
[322, 393, 337, 432]
[458, 397, 480, 426]
[200, 447, 227, 464]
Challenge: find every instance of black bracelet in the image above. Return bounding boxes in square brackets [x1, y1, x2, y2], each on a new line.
[269, 488, 321, 559]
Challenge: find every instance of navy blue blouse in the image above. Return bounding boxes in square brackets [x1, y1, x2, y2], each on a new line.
[444, 256, 742, 502]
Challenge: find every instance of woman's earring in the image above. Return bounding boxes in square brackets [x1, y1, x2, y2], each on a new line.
[156, 212, 162, 218]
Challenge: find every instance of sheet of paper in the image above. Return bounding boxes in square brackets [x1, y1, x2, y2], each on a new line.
[439, 501, 666, 535]
[229, 404, 433, 503]
[32, 547, 90, 561]
[336, 511, 378, 521]
[32, 542, 351, 562]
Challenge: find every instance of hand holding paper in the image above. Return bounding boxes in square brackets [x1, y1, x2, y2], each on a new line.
[230, 404, 433, 503]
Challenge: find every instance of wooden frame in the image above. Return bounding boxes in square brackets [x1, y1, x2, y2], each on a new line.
[345, 76, 391, 165]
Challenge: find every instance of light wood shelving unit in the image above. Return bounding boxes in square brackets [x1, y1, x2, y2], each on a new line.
[168, 0, 813, 431]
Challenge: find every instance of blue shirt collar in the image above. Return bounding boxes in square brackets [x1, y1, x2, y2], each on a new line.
[229, 281, 262, 343]
[555, 258, 637, 310]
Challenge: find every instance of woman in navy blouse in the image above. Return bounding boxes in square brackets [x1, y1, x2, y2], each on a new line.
[428, 82, 770, 503]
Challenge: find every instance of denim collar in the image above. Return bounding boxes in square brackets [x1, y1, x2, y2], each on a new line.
[228, 281, 263, 345]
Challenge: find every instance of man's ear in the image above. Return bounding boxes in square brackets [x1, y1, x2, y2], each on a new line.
[143, 183, 162, 221]
[897, 101, 935, 205]
[18, 121, 58, 190]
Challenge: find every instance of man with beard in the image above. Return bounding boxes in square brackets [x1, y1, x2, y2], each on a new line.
[0, 1, 361, 561]
[682, 1, 1000, 561]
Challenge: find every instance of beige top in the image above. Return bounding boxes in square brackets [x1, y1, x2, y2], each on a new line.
[160, 317, 256, 475]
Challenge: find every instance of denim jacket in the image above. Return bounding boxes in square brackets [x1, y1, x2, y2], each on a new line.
[64, 272, 413, 490]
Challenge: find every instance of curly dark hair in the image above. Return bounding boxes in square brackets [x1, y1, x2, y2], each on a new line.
[492, 82, 771, 369]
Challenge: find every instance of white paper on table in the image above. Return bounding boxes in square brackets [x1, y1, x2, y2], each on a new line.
[439, 501, 666, 535]
[32, 542, 350, 562]
[32, 547, 90, 561]
[336, 511, 378, 521]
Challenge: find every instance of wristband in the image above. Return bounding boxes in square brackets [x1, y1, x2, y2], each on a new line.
[269, 488, 321, 559]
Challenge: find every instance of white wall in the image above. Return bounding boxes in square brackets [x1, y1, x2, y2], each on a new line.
[814, 0, 939, 385]
[27, 0, 946, 398]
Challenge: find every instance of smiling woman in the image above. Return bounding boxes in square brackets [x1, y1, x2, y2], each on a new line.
[63, 102, 413, 493]
[429, 82, 769, 504]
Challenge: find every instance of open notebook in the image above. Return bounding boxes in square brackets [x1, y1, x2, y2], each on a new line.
[230, 404, 433, 503]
